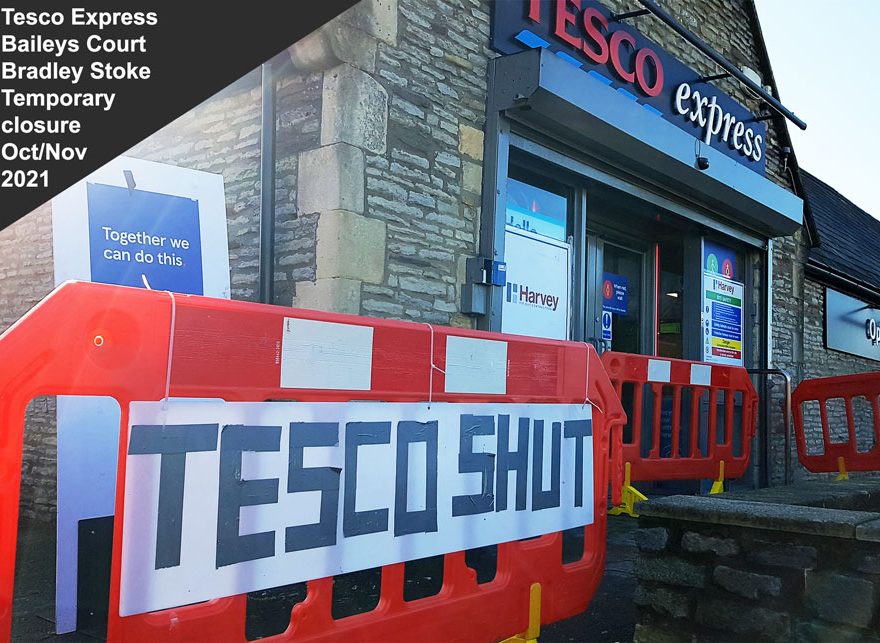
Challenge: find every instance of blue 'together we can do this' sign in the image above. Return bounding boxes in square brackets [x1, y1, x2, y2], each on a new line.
[87, 182, 204, 294]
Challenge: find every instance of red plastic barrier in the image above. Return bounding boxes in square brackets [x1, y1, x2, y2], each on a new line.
[600, 352, 758, 483]
[793, 372, 880, 474]
[0, 281, 625, 642]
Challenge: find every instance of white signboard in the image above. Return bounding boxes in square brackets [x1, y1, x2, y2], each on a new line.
[702, 272, 744, 366]
[51, 156, 229, 633]
[502, 226, 571, 340]
[120, 400, 594, 616]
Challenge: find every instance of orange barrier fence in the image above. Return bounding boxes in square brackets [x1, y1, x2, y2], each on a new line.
[793, 372, 880, 477]
[600, 352, 758, 497]
[0, 281, 625, 642]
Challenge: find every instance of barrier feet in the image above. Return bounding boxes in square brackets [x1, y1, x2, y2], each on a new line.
[500, 583, 541, 643]
[836, 456, 849, 481]
[609, 462, 648, 518]
[709, 460, 726, 495]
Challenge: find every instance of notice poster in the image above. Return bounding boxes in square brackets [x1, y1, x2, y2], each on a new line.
[702, 272, 744, 366]
[602, 272, 629, 315]
[86, 183, 204, 293]
[502, 226, 570, 340]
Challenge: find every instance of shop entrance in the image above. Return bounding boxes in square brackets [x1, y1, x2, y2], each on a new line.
[585, 185, 688, 362]
[499, 142, 771, 489]
[588, 239, 647, 355]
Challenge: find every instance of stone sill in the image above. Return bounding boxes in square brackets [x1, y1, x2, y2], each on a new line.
[638, 480, 880, 541]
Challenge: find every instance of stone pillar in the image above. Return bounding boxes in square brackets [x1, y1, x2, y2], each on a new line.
[288, 0, 396, 315]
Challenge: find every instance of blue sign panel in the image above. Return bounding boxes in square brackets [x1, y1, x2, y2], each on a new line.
[703, 240, 737, 280]
[601, 310, 613, 341]
[490, 0, 767, 173]
[87, 183, 204, 295]
[602, 272, 628, 315]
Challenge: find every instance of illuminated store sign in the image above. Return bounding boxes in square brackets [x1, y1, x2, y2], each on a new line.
[490, 0, 767, 173]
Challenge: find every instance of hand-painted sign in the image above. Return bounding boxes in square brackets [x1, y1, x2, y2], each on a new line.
[702, 273, 744, 366]
[602, 272, 628, 315]
[490, 0, 766, 173]
[120, 400, 594, 616]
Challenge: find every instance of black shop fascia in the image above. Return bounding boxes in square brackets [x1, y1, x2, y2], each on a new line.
[467, 0, 802, 373]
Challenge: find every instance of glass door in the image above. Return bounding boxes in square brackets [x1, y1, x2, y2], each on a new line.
[602, 242, 644, 354]
[587, 237, 652, 355]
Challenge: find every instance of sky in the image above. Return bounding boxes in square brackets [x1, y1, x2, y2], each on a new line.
[754, 0, 880, 216]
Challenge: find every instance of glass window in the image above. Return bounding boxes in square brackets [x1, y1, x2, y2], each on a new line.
[657, 238, 684, 359]
[505, 177, 568, 242]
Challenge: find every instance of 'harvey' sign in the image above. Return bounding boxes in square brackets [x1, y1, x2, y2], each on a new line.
[120, 401, 594, 615]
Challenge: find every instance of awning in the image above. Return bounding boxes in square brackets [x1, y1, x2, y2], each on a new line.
[492, 48, 803, 238]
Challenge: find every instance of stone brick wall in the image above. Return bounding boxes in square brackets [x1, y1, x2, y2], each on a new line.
[128, 67, 324, 305]
[0, 204, 53, 339]
[768, 223, 880, 482]
[635, 490, 880, 642]
[288, 0, 488, 327]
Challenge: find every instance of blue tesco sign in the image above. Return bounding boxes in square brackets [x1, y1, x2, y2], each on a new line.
[87, 182, 204, 295]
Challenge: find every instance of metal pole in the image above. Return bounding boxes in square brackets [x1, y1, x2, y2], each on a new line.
[259, 60, 277, 305]
[747, 368, 792, 485]
[634, 0, 807, 131]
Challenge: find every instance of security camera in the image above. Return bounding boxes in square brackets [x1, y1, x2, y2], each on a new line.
[696, 156, 710, 170]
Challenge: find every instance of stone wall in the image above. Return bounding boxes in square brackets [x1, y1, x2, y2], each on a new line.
[768, 227, 880, 482]
[128, 67, 324, 305]
[634, 486, 880, 642]
[288, 0, 488, 327]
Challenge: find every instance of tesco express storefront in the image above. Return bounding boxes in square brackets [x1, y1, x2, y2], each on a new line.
[462, 1, 804, 487]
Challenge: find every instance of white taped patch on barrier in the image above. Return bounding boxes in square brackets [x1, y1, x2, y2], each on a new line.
[690, 364, 712, 386]
[280, 318, 373, 390]
[647, 359, 671, 383]
[444, 336, 508, 394]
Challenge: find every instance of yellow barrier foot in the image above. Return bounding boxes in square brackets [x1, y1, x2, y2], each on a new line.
[836, 456, 849, 481]
[709, 460, 726, 495]
[609, 462, 648, 517]
[499, 583, 541, 643]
